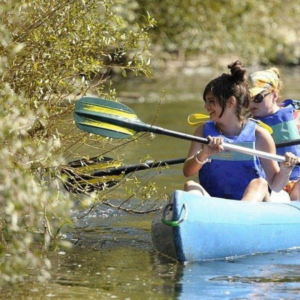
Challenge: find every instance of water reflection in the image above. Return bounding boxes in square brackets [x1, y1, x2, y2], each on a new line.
[171, 250, 300, 299]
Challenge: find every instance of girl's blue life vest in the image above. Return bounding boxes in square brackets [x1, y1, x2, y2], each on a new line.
[256, 104, 300, 180]
[198, 120, 266, 200]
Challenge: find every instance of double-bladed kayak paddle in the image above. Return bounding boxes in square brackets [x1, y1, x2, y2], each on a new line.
[74, 97, 300, 165]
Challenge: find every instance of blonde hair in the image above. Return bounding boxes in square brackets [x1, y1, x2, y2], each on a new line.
[269, 67, 283, 98]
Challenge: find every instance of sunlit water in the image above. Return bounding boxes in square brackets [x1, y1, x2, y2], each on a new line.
[3, 67, 300, 299]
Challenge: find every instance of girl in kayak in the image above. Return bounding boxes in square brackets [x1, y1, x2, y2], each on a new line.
[248, 67, 300, 200]
[183, 60, 299, 202]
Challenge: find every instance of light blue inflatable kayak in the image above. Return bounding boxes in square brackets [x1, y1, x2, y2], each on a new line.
[151, 190, 300, 261]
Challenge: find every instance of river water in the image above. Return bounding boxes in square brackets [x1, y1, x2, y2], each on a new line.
[3, 67, 300, 299]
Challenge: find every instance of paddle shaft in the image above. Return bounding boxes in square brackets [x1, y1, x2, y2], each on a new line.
[74, 98, 300, 165]
[65, 135, 299, 175]
[92, 157, 186, 177]
[276, 139, 300, 148]
[63, 157, 186, 193]
[65, 136, 300, 179]
[142, 124, 297, 164]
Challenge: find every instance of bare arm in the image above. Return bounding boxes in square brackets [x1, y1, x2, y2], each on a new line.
[183, 125, 205, 177]
[183, 124, 222, 177]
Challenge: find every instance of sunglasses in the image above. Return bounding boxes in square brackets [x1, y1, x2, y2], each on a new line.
[253, 92, 271, 104]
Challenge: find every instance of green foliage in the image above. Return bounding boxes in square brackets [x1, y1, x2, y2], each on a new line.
[0, 0, 155, 284]
[135, 0, 300, 66]
[4, 0, 154, 107]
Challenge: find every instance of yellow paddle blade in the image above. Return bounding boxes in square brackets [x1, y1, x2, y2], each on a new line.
[71, 160, 122, 175]
[257, 120, 273, 134]
[248, 118, 273, 134]
[80, 118, 137, 137]
[61, 170, 124, 194]
[187, 113, 210, 126]
[75, 98, 141, 139]
[82, 102, 139, 120]
[187, 114, 273, 134]
[66, 157, 123, 175]
[66, 174, 124, 186]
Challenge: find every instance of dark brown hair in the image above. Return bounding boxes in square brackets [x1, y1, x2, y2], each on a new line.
[203, 60, 251, 120]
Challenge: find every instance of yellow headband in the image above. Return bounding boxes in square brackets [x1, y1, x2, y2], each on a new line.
[249, 68, 279, 97]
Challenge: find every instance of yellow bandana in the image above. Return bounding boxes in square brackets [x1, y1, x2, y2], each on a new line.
[249, 68, 279, 97]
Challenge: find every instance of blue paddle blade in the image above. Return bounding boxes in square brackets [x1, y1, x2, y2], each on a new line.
[74, 97, 149, 139]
